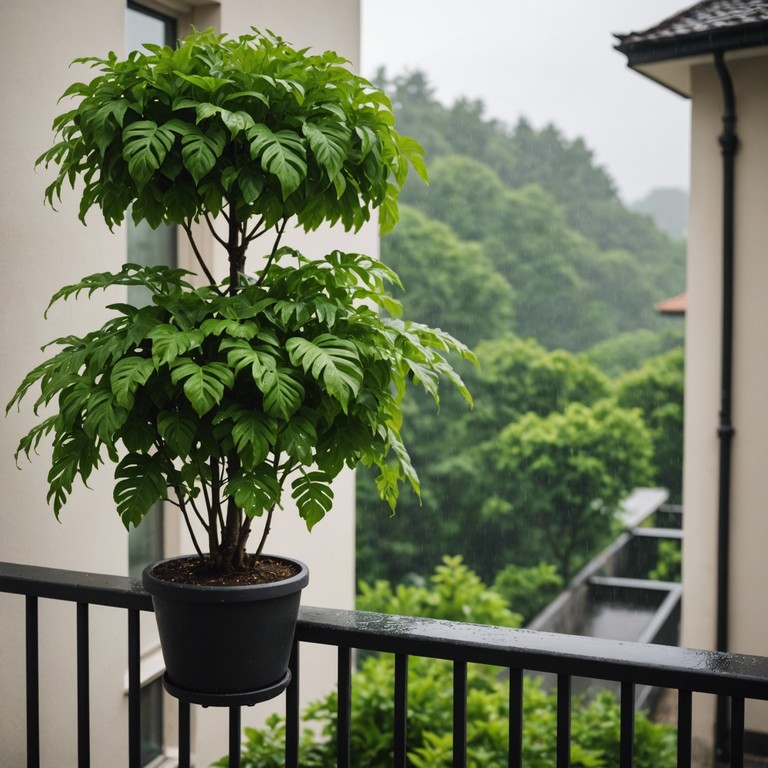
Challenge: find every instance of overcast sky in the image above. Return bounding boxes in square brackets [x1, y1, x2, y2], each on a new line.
[361, 0, 692, 204]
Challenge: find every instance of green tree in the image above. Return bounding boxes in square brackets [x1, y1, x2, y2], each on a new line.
[504, 118, 617, 207]
[483, 401, 653, 581]
[381, 206, 515, 348]
[403, 155, 508, 241]
[585, 328, 684, 379]
[615, 348, 684, 501]
[356, 337, 613, 586]
[483, 185, 614, 351]
[461, 335, 610, 443]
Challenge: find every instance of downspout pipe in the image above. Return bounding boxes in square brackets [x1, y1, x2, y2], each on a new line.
[713, 50, 738, 762]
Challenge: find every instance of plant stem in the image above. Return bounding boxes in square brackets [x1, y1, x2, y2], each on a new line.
[203, 212, 230, 248]
[254, 505, 274, 558]
[176, 491, 205, 560]
[256, 218, 288, 287]
[227, 199, 242, 296]
[208, 458, 221, 558]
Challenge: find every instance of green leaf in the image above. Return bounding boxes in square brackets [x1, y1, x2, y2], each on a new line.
[181, 126, 225, 184]
[110, 357, 155, 409]
[302, 121, 349, 179]
[286, 334, 362, 410]
[291, 470, 333, 531]
[118, 416, 156, 453]
[157, 411, 197, 457]
[222, 110, 255, 137]
[114, 452, 168, 529]
[261, 367, 304, 420]
[398, 134, 428, 184]
[237, 165, 265, 204]
[200, 318, 258, 340]
[83, 386, 129, 442]
[47, 429, 102, 517]
[121, 121, 176, 186]
[247, 124, 307, 198]
[170, 360, 234, 417]
[214, 406, 277, 468]
[225, 468, 281, 517]
[222, 339, 277, 384]
[148, 324, 204, 366]
[278, 410, 317, 464]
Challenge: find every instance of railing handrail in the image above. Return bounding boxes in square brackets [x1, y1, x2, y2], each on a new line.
[295, 605, 768, 700]
[3, 560, 768, 702]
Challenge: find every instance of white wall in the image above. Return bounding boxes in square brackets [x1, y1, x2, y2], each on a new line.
[0, 1, 364, 765]
[682, 51, 768, 760]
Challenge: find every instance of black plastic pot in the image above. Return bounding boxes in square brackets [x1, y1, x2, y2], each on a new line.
[142, 555, 309, 696]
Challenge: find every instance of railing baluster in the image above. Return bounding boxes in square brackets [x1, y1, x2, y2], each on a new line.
[229, 706, 241, 768]
[730, 696, 745, 768]
[178, 700, 191, 768]
[677, 689, 692, 767]
[620, 681, 634, 768]
[337, 646, 351, 768]
[285, 641, 300, 768]
[394, 653, 408, 768]
[76, 603, 90, 768]
[25, 595, 40, 768]
[453, 660, 467, 768]
[557, 674, 571, 768]
[127, 609, 141, 768]
[508, 667, 523, 768]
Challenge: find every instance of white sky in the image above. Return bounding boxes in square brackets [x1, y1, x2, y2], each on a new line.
[361, 0, 692, 203]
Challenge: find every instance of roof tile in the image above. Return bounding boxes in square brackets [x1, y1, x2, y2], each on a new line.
[617, 0, 768, 46]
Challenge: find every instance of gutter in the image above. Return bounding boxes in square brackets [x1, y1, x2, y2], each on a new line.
[713, 50, 738, 763]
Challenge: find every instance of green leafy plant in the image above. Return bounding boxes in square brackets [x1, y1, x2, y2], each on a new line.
[357, 555, 522, 627]
[7, 29, 473, 574]
[218, 655, 677, 768]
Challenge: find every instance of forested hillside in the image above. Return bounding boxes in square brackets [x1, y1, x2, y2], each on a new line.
[356, 71, 684, 588]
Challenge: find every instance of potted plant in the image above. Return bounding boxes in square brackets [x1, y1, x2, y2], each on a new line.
[7, 29, 474, 697]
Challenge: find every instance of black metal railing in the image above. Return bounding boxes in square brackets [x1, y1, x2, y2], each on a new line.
[2, 560, 768, 768]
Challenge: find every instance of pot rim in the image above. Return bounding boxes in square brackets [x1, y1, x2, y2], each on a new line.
[142, 554, 309, 603]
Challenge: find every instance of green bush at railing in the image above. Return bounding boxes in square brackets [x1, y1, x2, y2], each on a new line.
[356, 555, 523, 628]
[215, 656, 676, 768]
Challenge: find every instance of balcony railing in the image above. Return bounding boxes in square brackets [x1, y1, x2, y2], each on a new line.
[2, 560, 768, 768]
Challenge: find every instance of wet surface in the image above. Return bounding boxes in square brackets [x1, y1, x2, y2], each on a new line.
[579, 602, 657, 642]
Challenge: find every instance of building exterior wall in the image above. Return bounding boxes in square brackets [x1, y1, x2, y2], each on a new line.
[0, 1, 364, 765]
[682, 52, 768, 760]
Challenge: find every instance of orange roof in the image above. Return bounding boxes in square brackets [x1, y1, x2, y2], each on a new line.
[655, 293, 687, 315]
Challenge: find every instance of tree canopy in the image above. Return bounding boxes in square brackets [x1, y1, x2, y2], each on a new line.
[357, 69, 685, 590]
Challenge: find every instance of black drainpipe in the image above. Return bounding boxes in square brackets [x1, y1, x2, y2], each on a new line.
[713, 49, 738, 762]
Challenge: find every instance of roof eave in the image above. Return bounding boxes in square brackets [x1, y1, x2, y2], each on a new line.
[615, 22, 768, 96]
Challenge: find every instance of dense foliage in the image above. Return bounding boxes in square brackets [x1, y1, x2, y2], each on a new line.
[357, 555, 523, 627]
[220, 559, 677, 767]
[381, 71, 685, 352]
[9, 31, 474, 572]
[221, 659, 676, 768]
[357, 70, 685, 588]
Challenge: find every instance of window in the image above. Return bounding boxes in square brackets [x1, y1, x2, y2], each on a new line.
[125, 3, 178, 582]
[125, 6, 178, 767]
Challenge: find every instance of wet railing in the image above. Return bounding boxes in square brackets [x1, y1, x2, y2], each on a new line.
[2, 560, 768, 767]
